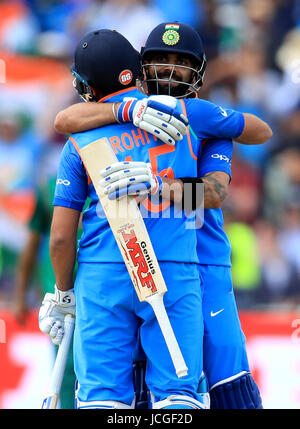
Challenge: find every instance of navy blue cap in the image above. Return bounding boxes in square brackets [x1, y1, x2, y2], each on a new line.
[141, 22, 206, 65]
[72, 29, 141, 96]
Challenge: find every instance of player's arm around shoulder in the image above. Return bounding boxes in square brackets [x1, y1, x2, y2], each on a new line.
[184, 98, 273, 146]
[236, 112, 273, 145]
[54, 101, 115, 134]
[54, 95, 188, 146]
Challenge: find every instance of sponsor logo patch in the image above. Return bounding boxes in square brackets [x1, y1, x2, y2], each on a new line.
[119, 226, 157, 292]
[56, 179, 71, 186]
[211, 154, 231, 163]
[119, 69, 133, 85]
[136, 103, 145, 119]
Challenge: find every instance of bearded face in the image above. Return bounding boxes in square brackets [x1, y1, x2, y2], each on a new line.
[142, 52, 203, 98]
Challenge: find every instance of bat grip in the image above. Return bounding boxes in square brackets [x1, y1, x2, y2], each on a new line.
[48, 314, 75, 395]
[145, 294, 188, 378]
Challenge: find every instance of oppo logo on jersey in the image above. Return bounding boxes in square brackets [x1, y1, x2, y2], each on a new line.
[120, 228, 157, 292]
[119, 69, 133, 86]
[211, 154, 231, 163]
[56, 178, 71, 186]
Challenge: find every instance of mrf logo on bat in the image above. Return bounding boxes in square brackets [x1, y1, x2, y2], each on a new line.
[118, 223, 157, 293]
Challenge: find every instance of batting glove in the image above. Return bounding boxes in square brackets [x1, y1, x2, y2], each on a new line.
[100, 160, 163, 200]
[39, 285, 76, 345]
[116, 95, 189, 146]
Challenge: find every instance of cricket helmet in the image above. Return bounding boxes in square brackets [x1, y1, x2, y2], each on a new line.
[71, 29, 141, 100]
[141, 22, 207, 97]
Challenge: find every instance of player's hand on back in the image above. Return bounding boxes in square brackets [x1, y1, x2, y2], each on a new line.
[117, 95, 189, 146]
[100, 161, 162, 200]
[39, 286, 76, 345]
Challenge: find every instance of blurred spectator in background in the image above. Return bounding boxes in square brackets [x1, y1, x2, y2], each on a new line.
[263, 139, 300, 224]
[0, 109, 40, 303]
[13, 177, 56, 323]
[228, 154, 262, 225]
[278, 194, 300, 279]
[224, 206, 262, 309]
[272, 26, 300, 150]
[12, 175, 76, 409]
[263, 0, 300, 71]
[0, 110, 41, 250]
[0, 0, 39, 54]
[254, 219, 300, 307]
[154, 0, 204, 29]
[69, 0, 165, 51]
[24, 0, 86, 34]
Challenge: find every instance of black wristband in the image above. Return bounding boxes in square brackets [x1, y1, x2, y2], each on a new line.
[178, 177, 204, 211]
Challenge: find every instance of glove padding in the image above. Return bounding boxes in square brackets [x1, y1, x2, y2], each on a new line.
[118, 95, 188, 146]
[100, 161, 162, 200]
[39, 285, 75, 345]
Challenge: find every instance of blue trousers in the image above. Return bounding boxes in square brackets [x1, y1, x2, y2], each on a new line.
[74, 261, 204, 405]
[198, 265, 250, 389]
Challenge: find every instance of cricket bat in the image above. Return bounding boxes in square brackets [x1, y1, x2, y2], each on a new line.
[79, 137, 188, 378]
[41, 314, 75, 409]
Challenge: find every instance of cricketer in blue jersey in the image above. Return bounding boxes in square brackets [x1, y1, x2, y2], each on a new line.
[53, 86, 245, 408]
[54, 90, 244, 264]
[196, 140, 261, 408]
[39, 28, 248, 411]
[49, 25, 270, 409]
[39, 29, 207, 410]
[140, 22, 265, 409]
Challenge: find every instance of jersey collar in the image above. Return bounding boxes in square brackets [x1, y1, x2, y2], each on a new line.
[187, 91, 198, 99]
[97, 87, 199, 103]
[98, 86, 144, 103]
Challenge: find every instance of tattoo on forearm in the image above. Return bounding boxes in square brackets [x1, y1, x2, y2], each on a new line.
[203, 176, 227, 202]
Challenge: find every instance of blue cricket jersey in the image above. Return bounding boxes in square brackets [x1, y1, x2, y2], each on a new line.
[53, 87, 242, 264]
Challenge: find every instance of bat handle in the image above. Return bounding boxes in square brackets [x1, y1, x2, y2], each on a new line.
[42, 313, 75, 409]
[145, 294, 188, 378]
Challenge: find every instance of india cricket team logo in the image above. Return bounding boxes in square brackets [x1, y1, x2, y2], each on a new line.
[162, 24, 180, 46]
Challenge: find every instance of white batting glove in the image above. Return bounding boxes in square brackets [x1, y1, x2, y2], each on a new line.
[100, 160, 162, 200]
[116, 95, 189, 146]
[38, 285, 76, 345]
